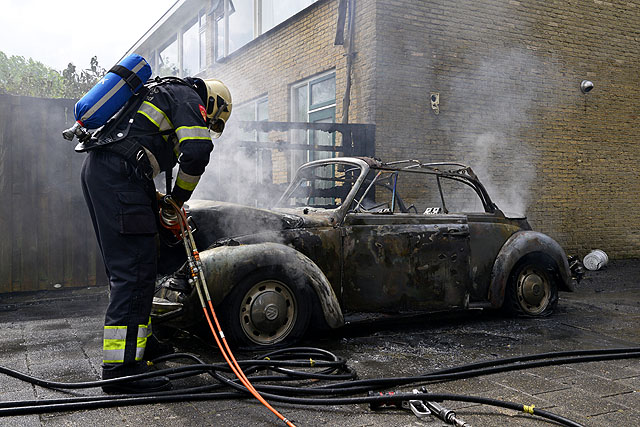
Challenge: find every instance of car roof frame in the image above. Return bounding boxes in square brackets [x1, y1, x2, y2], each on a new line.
[278, 157, 500, 220]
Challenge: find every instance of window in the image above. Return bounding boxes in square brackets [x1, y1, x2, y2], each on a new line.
[182, 19, 199, 76]
[214, 0, 320, 59]
[228, 0, 254, 55]
[216, 0, 254, 58]
[262, 0, 317, 33]
[155, 9, 207, 77]
[216, 11, 225, 61]
[291, 72, 336, 172]
[199, 12, 207, 70]
[234, 96, 268, 143]
[230, 96, 271, 190]
[158, 37, 179, 76]
[204, 96, 270, 206]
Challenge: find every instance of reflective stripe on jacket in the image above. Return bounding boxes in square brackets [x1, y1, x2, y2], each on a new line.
[128, 82, 214, 201]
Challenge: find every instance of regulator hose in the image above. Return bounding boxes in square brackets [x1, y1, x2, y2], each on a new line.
[1, 346, 638, 426]
[167, 196, 298, 427]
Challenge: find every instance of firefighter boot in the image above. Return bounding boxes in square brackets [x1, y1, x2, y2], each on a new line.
[102, 361, 171, 394]
[144, 335, 175, 361]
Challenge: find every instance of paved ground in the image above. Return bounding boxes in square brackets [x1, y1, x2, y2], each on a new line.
[0, 259, 638, 426]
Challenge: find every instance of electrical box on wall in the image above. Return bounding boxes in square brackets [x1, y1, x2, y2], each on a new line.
[430, 92, 440, 115]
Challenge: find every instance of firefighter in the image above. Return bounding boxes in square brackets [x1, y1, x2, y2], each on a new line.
[80, 78, 232, 393]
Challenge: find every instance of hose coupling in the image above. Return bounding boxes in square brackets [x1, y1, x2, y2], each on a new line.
[408, 387, 471, 426]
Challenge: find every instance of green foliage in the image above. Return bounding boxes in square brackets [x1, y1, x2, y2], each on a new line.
[60, 56, 106, 99]
[0, 51, 106, 99]
[157, 58, 179, 78]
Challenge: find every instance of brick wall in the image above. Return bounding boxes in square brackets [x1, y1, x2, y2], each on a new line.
[197, 0, 377, 195]
[374, 0, 640, 258]
[194, 0, 638, 258]
[205, 0, 376, 132]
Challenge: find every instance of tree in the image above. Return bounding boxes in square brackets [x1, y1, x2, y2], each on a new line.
[61, 56, 106, 98]
[0, 52, 65, 97]
[0, 51, 106, 99]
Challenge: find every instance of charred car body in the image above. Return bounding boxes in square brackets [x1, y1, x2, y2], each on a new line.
[154, 157, 581, 348]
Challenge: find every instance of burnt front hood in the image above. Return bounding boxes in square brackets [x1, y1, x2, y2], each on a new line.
[187, 199, 326, 245]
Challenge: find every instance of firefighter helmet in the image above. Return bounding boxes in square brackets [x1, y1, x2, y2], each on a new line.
[195, 79, 232, 138]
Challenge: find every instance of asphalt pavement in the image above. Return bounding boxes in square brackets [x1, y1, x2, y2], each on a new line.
[0, 259, 638, 426]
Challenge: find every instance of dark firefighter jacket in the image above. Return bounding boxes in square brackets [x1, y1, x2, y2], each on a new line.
[96, 81, 213, 202]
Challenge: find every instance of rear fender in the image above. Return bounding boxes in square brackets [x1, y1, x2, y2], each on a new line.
[199, 242, 344, 328]
[488, 231, 573, 308]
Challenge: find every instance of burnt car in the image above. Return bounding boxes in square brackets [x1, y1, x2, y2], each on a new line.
[153, 157, 580, 348]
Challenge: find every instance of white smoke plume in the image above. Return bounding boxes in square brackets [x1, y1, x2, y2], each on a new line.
[188, 75, 289, 207]
[444, 48, 545, 215]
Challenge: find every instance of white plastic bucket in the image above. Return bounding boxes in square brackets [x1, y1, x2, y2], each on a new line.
[583, 249, 609, 271]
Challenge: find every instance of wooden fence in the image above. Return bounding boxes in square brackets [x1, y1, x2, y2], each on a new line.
[0, 96, 377, 294]
[0, 95, 107, 294]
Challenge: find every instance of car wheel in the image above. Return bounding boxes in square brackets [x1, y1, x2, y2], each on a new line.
[503, 254, 558, 317]
[220, 267, 312, 349]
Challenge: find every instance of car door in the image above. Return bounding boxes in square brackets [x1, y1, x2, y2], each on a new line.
[340, 212, 472, 313]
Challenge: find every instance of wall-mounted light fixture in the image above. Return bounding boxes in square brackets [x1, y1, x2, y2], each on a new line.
[430, 92, 440, 115]
[580, 80, 594, 93]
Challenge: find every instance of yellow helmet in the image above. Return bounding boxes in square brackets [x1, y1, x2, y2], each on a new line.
[202, 79, 232, 138]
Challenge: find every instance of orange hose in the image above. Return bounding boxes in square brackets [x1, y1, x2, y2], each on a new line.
[166, 197, 296, 427]
[201, 305, 296, 427]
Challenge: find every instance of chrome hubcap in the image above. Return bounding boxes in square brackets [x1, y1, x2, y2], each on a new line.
[516, 267, 550, 315]
[239, 280, 297, 345]
[522, 274, 544, 305]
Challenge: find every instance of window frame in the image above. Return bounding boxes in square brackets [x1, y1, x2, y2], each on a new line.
[181, 16, 199, 77]
[290, 70, 337, 171]
[234, 95, 269, 142]
[227, 95, 270, 189]
[152, 8, 207, 77]
[157, 35, 179, 76]
[309, 73, 337, 111]
[214, 0, 320, 61]
[199, 9, 207, 71]
[291, 71, 337, 123]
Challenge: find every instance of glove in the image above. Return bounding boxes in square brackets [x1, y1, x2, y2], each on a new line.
[158, 195, 180, 228]
[157, 191, 184, 207]
[158, 195, 188, 245]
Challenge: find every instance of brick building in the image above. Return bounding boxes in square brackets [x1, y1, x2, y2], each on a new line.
[125, 0, 640, 259]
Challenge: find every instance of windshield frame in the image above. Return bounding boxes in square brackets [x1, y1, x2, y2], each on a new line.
[275, 158, 370, 221]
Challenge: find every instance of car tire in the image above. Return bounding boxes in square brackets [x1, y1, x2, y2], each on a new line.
[503, 253, 559, 317]
[220, 267, 313, 349]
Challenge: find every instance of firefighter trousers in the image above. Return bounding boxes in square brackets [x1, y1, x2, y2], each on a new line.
[80, 149, 158, 373]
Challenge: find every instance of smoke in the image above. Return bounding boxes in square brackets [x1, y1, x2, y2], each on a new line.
[190, 124, 288, 208]
[187, 75, 291, 208]
[444, 48, 545, 215]
[468, 131, 536, 215]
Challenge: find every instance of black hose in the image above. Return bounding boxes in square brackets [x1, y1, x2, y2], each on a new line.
[1, 346, 638, 426]
[306, 350, 640, 394]
[0, 389, 582, 426]
[429, 346, 640, 375]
